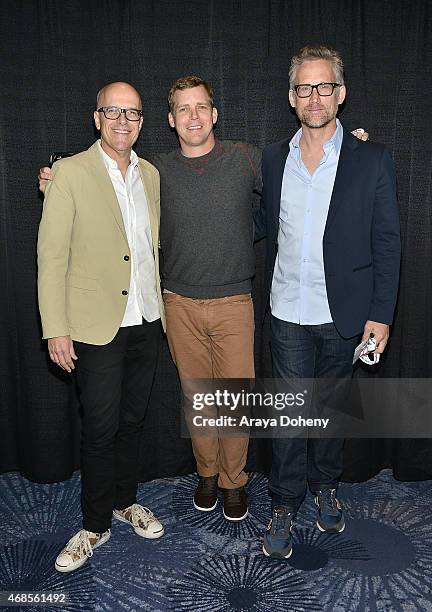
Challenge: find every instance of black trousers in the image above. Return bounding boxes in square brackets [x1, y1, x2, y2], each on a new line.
[74, 319, 161, 533]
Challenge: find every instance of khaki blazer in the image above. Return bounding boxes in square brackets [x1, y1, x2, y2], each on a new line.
[37, 141, 165, 345]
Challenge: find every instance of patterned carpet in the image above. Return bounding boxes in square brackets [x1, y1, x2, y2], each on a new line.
[1, 470, 432, 611]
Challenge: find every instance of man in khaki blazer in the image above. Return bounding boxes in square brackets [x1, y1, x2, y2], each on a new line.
[37, 82, 165, 573]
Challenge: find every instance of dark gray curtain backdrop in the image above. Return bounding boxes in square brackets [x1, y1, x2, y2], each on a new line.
[1, 0, 431, 483]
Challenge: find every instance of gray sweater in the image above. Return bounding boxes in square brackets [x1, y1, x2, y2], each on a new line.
[152, 140, 262, 298]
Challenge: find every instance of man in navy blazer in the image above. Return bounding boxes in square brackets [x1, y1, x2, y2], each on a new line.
[257, 45, 401, 559]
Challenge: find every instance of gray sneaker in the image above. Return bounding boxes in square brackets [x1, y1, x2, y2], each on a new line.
[314, 488, 345, 533]
[263, 507, 294, 559]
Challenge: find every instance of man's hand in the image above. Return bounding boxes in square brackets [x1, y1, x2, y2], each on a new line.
[38, 166, 53, 194]
[351, 128, 369, 141]
[48, 335, 78, 372]
[362, 321, 389, 354]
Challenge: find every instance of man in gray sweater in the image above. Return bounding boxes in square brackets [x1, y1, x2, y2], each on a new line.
[153, 76, 261, 521]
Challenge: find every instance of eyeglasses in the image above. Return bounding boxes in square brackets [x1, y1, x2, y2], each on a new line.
[97, 106, 143, 121]
[293, 83, 341, 98]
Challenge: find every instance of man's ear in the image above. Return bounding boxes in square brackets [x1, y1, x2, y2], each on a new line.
[212, 107, 218, 125]
[288, 89, 296, 109]
[94, 111, 100, 131]
[337, 85, 347, 106]
[168, 112, 175, 128]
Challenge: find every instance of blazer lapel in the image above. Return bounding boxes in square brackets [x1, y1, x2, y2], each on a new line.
[86, 142, 128, 242]
[325, 130, 360, 230]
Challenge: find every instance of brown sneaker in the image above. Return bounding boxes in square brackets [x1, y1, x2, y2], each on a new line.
[193, 474, 219, 511]
[222, 487, 248, 521]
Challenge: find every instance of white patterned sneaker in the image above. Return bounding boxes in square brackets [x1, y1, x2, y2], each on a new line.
[113, 503, 164, 539]
[55, 528, 110, 572]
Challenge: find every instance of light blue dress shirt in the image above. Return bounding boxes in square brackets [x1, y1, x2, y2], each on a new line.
[270, 119, 343, 324]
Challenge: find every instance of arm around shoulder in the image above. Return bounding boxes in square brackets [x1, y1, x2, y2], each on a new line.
[253, 146, 273, 242]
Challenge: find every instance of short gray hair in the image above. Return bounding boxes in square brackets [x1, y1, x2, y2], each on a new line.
[289, 45, 344, 89]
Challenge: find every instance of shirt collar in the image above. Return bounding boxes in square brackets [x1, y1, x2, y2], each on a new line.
[97, 139, 139, 171]
[289, 118, 343, 155]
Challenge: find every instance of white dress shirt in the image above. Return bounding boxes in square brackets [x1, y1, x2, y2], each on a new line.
[98, 141, 160, 326]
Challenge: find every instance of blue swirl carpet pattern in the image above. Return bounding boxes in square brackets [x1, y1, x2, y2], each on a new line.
[0, 470, 431, 611]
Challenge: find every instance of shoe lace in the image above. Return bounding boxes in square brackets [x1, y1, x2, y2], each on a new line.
[65, 529, 94, 559]
[316, 489, 339, 516]
[129, 503, 157, 528]
[270, 508, 293, 535]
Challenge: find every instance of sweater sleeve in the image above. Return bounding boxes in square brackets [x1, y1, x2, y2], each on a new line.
[239, 143, 262, 211]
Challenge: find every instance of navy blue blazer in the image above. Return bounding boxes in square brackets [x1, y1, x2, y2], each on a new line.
[255, 128, 401, 338]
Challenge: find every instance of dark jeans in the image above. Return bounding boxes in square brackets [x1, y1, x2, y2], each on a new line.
[75, 319, 160, 532]
[269, 316, 358, 512]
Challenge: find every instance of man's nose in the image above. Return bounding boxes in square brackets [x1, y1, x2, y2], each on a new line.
[118, 110, 128, 124]
[310, 87, 321, 102]
[189, 106, 199, 119]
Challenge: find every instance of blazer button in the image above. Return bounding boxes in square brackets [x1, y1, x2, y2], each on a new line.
[122, 290, 128, 295]
[124, 255, 130, 261]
